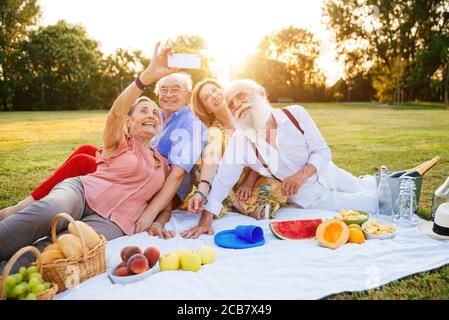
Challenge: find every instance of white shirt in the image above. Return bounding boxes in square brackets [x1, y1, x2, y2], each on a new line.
[204, 105, 333, 216]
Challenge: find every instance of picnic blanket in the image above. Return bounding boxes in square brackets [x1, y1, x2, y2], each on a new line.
[56, 207, 449, 300]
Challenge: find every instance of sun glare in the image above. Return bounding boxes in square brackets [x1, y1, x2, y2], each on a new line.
[40, 0, 343, 86]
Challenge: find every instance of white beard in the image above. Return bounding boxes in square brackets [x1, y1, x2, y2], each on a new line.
[234, 95, 272, 133]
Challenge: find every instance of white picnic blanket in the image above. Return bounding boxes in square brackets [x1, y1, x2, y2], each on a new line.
[56, 207, 449, 300]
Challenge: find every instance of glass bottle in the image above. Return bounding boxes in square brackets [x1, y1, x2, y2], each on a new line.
[431, 177, 449, 222]
[377, 166, 393, 218]
[393, 177, 418, 227]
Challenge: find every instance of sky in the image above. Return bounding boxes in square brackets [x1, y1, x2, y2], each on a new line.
[39, 0, 344, 86]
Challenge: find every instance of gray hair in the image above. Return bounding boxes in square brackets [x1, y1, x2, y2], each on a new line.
[225, 79, 267, 106]
[128, 96, 158, 115]
[126, 96, 163, 142]
[154, 73, 193, 95]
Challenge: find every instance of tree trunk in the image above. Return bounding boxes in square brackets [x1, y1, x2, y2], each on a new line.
[41, 78, 46, 109]
[2, 95, 7, 111]
[444, 64, 449, 106]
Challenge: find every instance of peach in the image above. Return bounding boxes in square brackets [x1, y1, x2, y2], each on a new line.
[114, 266, 132, 277]
[127, 254, 149, 274]
[143, 247, 160, 268]
[120, 246, 142, 262]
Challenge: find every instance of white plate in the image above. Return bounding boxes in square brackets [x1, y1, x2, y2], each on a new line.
[362, 220, 397, 240]
[108, 262, 159, 284]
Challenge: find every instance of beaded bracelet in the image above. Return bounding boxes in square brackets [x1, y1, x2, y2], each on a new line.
[198, 179, 211, 192]
[194, 189, 208, 204]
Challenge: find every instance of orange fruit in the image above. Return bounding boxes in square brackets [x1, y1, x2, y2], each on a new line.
[348, 224, 362, 231]
[347, 228, 365, 244]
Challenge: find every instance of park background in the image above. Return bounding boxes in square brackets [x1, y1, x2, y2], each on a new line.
[1, 0, 449, 299]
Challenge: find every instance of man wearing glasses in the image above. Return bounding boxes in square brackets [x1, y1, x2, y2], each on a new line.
[134, 73, 207, 236]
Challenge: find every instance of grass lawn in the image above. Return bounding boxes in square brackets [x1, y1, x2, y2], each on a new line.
[1, 102, 449, 299]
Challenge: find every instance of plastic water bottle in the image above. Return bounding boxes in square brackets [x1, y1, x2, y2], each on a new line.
[377, 166, 393, 218]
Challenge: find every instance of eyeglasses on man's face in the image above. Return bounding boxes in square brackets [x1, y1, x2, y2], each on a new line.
[159, 87, 188, 97]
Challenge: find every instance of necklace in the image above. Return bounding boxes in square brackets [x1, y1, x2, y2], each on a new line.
[213, 116, 235, 131]
[213, 119, 225, 130]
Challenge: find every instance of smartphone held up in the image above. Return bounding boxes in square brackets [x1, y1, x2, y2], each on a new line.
[168, 53, 201, 70]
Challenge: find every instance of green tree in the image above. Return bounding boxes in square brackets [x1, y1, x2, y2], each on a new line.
[99, 48, 150, 109]
[12, 20, 104, 110]
[329, 73, 375, 102]
[240, 26, 326, 102]
[323, 0, 449, 102]
[167, 34, 213, 85]
[0, 0, 40, 110]
[408, 34, 449, 103]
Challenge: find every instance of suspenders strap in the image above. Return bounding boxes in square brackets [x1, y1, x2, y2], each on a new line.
[281, 108, 304, 134]
[246, 107, 304, 182]
[248, 138, 282, 182]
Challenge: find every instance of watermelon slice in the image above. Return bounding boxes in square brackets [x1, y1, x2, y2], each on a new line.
[269, 219, 323, 240]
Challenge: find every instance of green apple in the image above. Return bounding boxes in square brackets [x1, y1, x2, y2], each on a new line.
[180, 252, 202, 272]
[159, 252, 180, 271]
[176, 248, 193, 260]
[196, 245, 216, 265]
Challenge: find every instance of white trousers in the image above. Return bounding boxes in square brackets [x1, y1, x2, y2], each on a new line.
[292, 163, 378, 214]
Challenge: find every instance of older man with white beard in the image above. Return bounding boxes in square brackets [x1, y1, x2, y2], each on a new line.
[188, 79, 378, 237]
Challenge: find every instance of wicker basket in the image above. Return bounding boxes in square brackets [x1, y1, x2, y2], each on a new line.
[0, 246, 58, 300]
[39, 212, 107, 293]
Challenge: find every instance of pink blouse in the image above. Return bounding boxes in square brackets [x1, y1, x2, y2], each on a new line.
[81, 136, 169, 235]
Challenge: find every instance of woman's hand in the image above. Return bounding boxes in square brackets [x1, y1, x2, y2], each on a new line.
[181, 211, 214, 239]
[140, 42, 180, 85]
[235, 183, 253, 202]
[187, 193, 206, 214]
[148, 222, 176, 239]
[135, 213, 155, 233]
[181, 224, 214, 239]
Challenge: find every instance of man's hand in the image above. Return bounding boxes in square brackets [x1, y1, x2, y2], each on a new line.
[148, 222, 176, 239]
[281, 173, 306, 197]
[187, 193, 206, 214]
[181, 211, 214, 239]
[281, 164, 317, 197]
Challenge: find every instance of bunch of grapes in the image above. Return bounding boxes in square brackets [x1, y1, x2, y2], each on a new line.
[4, 266, 51, 300]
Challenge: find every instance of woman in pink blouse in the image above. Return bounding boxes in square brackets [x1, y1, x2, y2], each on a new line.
[0, 43, 177, 272]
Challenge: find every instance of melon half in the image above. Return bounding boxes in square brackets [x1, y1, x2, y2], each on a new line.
[315, 219, 349, 249]
[269, 219, 323, 240]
